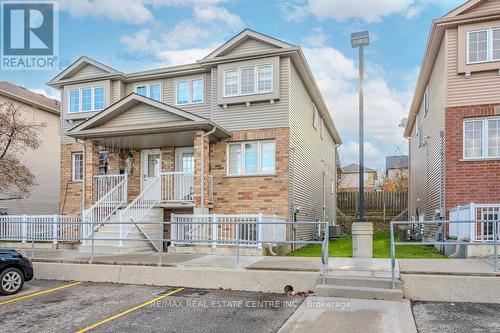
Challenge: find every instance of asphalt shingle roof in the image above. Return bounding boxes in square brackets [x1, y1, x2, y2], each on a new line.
[0, 81, 60, 113]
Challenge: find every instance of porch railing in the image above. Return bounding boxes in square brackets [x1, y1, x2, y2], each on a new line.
[82, 177, 128, 241]
[171, 214, 287, 249]
[93, 174, 126, 202]
[119, 176, 161, 248]
[160, 172, 194, 203]
[0, 215, 81, 243]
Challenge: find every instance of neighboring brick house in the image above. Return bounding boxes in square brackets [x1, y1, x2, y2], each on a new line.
[47, 29, 342, 250]
[338, 164, 378, 192]
[0, 81, 60, 215]
[405, 0, 500, 244]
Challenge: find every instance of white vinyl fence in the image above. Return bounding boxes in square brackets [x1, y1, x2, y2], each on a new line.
[171, 214, 287, 248]
[0, 215, 81, 243]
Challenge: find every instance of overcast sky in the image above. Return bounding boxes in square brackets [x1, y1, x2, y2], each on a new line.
[1, 0, 465, 170]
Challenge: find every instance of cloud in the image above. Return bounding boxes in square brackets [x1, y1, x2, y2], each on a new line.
[302, 27, 328, 47]
[59, 0, 153, 24]
[29, 87, 60, 101]
[193, 5, 244, 28]
[283, 0, 464, 23]
[338, 141, 385, 171]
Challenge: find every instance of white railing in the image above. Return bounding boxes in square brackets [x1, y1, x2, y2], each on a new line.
[82, 177, 128, 241]
[119, 176, 161, 247]
[0, 215, 81, 243]
[93, 174, 126, 202]
[449, 203, 500, 242]
[160, 172, 194, 203]
[171, 214, 287, 248]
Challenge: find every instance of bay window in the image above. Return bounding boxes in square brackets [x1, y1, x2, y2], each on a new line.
[176, 78, 204, 104]
[68, 86, 105, 113]
[464, 117, 500, 159]
[223, 64, 273, 97]
[227, 140, 276, 176]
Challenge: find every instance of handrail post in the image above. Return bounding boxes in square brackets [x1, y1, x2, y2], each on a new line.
[390, 221, 396, 289]
[52, 214, 58, 246]
[21, 214, 27, 243]
[236, 221, 240, 267]
[257, 213, 263, 250]
[323, 221, 329, 285]
[494, 219, 498, 272]
[171, 214, 176, 247]
[118, 211, 123, 247]
[158, 220, 163, 267]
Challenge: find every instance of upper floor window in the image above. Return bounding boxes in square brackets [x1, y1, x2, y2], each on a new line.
[69, 86, 105, 113]
[176, 78, 204, 105]
[223, 64, 273, 98]
[464, 117, 500, 159]
[136, 82, 161, 101]
[467, 28, 500, 64]
[227, 140, 276, 176]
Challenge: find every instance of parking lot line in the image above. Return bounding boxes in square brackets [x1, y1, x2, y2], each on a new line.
[0, 281, 83, 306]
[74, 287, 185, 333]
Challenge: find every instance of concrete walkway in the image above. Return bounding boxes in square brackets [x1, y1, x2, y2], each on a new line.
[278, 296, 417, 333]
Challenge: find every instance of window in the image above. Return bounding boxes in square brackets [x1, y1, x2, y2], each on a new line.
[136, 86, 147, 96]
[424, 85, 429, 116]
[99, 150, 108, 175]
[463, 117, 500, 159]
[176, 78, 204, 105]
[223, 64, 273, 97]
[176, 81, 189, 104]
[149, 84, 161, 101]
[466, 28, 500, 64]
[68, 86, 105, 113]
[258, 65, 272, 93]
[313, 103, 319, 130]
[72, 152, 83, 181]
[224, 69, 239, 97]
[227, 140, 276, 176]
[191, 79, 204, 104]
[69, 89, 80, 113]
[94, 87, 104, 110]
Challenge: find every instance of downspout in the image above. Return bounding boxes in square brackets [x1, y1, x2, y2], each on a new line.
[200, 127, 216, 212]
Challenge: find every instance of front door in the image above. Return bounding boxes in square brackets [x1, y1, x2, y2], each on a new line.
[175, 147, 194, 201]
[141, 149, 161, 199]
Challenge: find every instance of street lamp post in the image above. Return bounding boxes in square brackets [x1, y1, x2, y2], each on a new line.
[351, 31, 373, 258]
[351, 31, 369, 223]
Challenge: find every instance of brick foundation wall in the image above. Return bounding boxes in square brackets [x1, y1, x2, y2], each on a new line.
[209, 128, 290, 218]
[445, 104, 500, 213]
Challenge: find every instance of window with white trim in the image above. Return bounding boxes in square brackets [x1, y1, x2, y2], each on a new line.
[313, 103, 319, 130]
[467, 28, 500, 64]
[223, 64, 273, 97]
[227, 140, 275, 176]
[136, 82, 161, 101]
[463, 117, 500, 159]
[68, 86, 105, 113]
[72, 152, 84, 181]
[176, 78, 204, 105]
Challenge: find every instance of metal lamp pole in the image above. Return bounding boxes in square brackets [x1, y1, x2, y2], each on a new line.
[351, 31, 369, 223]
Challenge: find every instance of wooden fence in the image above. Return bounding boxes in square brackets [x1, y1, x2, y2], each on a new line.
[337, 191, 408, 216]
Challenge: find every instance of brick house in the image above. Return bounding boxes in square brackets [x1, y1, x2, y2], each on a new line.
[47, 29, 341, 252]
[405, 0, 500, 246]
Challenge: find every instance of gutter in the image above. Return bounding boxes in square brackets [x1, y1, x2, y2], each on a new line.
[200, 127, 217, 212]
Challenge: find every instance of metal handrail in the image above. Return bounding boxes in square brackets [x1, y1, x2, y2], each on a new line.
[390, 220, 499, 289]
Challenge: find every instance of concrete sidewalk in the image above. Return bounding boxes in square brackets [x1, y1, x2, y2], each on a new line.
[278, 296, 417, 333]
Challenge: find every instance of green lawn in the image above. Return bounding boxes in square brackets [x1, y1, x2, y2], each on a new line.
[288, 232, 447, 259]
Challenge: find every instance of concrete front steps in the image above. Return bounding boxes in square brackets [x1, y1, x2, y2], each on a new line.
[315, 276, 404, 301]
[78, 208, 163, 254]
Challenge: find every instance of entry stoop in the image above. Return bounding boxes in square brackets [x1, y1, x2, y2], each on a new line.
[315, 276, 404, 301]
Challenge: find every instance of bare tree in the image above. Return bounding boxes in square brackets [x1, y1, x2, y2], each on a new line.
[0, 98, 46, 200]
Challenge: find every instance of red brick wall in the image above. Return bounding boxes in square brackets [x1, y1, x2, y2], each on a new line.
[60, 143, 84, 215]
[445, 104, 500, 212]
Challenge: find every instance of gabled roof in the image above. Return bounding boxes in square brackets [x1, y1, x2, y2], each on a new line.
[386, 156, 409, 170]
[341, 163, 376, 173]
[202, 28, 296, 60]
[0, 81, 59, 114]
[69, 93, 211, 133]
[48, 56, 122, 84]
[404, 0, 496, 137]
